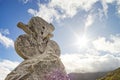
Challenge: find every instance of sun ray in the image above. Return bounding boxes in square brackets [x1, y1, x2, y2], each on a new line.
[74, 32, 89, 48]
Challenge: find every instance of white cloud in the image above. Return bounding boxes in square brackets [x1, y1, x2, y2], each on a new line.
[0, 33, 14, 48]
[98, 0, 116, 20]
[27, 0, 120, 22]
[61, 52, 120, 73]
[28, 0, 98, 22]
[93, 34, 120, 54]
[116, 0, 120, 15]
[0, 60, 19, 80]
[84, 14, 94, 32]
[102, 0, 120, 16]
[105, 0, 115, 3]
[60, 34, 120, 73]
[28, 9, 37, 15]
[28, 4, 60, 23]
[22, 0, 30, 4]
[49, 0, 98, 16]
[101, 0, 108, 17]
[0, 29, 9, 35]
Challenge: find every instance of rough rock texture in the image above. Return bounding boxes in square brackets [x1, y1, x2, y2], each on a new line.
[5, 17, 69, 80]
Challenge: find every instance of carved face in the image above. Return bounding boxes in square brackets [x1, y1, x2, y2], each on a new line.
[28, 17, 54, 38]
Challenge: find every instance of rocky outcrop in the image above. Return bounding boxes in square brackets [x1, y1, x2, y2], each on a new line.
[5, 17, 69, 80]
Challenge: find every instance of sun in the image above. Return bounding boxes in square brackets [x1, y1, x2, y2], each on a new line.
[74, 33, 89, 48]
[77, 35, 88, 47]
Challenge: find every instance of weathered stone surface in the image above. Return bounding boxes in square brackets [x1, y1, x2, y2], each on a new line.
[5, 17, 69, 80]
[15, 17, 57, 59]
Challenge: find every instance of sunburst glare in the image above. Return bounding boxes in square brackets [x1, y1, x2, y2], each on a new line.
[74, 32, 89, 48]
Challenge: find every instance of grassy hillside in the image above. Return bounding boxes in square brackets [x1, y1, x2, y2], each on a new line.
[98, 68, 120, 80]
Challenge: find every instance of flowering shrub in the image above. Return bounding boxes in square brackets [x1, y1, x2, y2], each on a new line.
[45, 69, 70, 80]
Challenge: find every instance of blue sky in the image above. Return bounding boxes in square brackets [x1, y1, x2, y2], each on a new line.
[0, 0, 120, 79]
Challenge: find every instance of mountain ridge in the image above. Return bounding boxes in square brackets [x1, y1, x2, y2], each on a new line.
[68, 72, 107, 80]
[98, 67, 120, 80]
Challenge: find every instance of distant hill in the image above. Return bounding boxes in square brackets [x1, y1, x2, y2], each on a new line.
[68, 72, 107, 80]
[98, 68, 120, 80]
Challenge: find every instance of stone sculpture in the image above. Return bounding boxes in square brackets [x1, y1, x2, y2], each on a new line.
[5, 17, 69, 80]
